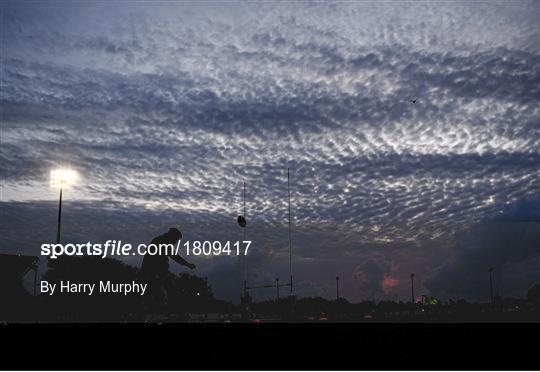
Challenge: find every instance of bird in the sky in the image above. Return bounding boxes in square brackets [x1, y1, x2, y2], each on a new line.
[411, 99, 417, 104]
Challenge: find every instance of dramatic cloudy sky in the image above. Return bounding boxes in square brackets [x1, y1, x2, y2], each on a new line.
[1, 1, 539, 303]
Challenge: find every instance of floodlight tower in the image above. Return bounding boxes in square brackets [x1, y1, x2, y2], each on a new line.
[243, 181, 246, 282]
[287, 168, 293, 294]
[410, 273, 415, 304]
[489, 268, 494, 305]
[50, 168, 78, 244]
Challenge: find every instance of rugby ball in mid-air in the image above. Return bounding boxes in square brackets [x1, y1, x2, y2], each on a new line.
[237, 215, 247, 227]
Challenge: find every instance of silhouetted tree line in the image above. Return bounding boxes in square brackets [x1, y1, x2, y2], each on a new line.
[1, 254, 539, 322]
[258, 289, 540, 322]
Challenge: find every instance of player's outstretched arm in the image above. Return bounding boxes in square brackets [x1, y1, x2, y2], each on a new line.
[170, 254, 196, 270]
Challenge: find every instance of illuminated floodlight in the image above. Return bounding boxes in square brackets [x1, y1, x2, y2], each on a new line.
[50, 168, 78, 188]
[50, 168, 78, 244]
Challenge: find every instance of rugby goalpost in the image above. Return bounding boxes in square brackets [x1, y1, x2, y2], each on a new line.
[239, 168, 294, 300]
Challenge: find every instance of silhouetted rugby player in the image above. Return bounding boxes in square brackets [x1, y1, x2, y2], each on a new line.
[141, 227, 195, 313]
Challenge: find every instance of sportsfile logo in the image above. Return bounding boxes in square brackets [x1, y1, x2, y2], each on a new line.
[40, 240, 252, 259]
[40, 240, 181, 259]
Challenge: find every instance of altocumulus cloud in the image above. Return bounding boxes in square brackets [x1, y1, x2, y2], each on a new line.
[1, 1, 539, 302]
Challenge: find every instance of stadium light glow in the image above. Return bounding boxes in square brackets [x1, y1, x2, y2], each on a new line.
[50, 168, 78, 189]
[50, 167, 78, 244]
